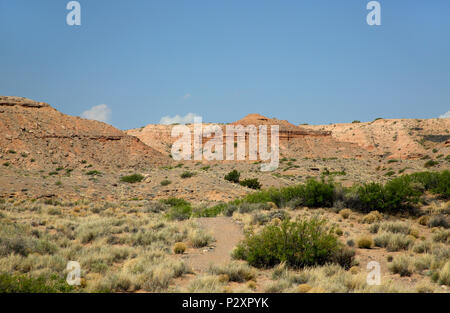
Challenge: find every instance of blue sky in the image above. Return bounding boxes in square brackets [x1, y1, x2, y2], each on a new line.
[1, 0, 449, 129]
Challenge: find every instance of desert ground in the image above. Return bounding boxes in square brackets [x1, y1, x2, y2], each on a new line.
[0, 96, 449, 293]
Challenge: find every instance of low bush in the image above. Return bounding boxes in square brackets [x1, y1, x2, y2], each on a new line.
[361, 211, 383, 224]
[357, 236, 373, 249]
[428, 215, 449, 229]
[339, 209, 352, 219]
[225, 170, 240, 183]
[432, 229, 450, 243]
[242, 179, 334, 208]
[192, 203, 227, 218]
[239, 178, 261, 190]
[189, 229, 214, 248]
[424, 160, 439, 168]
[120, 174, 144, 183]
[162, 198, 192, 221]
[209, 262, 255, 282]
[0, 273, 74, 293]
[374, 232, 414, 251]
[232, 217, 341, 269]
[160, 180, 171, 186]
[173, 242, 186, 254]
[389, 256, 413, 277]
[180, 171, 195, 179]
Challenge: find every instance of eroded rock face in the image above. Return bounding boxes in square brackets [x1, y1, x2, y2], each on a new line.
[0, 96, 169, 169]
[302, 119, 450, 159]
[0, 96, 50, 108]
[126, 113, 370, 160]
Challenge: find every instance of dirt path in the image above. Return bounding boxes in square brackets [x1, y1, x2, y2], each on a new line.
[184, 217, 244, 273]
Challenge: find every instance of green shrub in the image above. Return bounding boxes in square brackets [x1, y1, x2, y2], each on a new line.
[424, 160, 439, 168]
[160, 179, 171, 186]
[120, 174, 144, 183]
[239, 178, 261, 190]
[0, 273, 74, 293]
[86, 170, 102, 176]
[302, 179, 334, 207]
[192, 203, 227, 217]
[180, 171, 195, 179]
[232, 217, 340, 269]
[225, 170, 240, 183]
[162, 198, 192, 221]
[352, 176, 421, 213]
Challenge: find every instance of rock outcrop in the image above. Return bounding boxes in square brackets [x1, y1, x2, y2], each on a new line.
[0, 96, 169, 169]
[303, 118, 450, 159]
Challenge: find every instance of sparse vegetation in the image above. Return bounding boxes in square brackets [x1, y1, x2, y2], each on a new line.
[239, 178, 261, 190]
[180, 171, 195, 179]
[225, 170, 240, 183]
[120, 174, 144, 183]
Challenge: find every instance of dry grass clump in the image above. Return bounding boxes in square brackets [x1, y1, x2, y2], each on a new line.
[209, 261, 255, 282]
[432, 229, 450, 243]
[339, 209, 352, 219]
[296, 283, 312, 293]
[436, 261, 450, 286]
[379, 221, 411, 234]
[357, 236, 373, 249]
[412, 240, 432, 254]
[415, 279, 438, 293]
[374, 232, 414, 251]
[173, 242, 186, 254]
[188, 275, 225, 293]
[417, 215, 429, 226]
[361, 211, 383, 224]
[188, 228, 214, 248]
[428, 215, 449, 229]
[389, 255, 413, 277]
[427, 201, 450, 215]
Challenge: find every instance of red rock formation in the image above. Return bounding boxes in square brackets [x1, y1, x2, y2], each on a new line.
[0, 96, 169, 169]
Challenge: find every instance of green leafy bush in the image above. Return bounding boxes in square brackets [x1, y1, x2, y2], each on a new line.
[225, 170, 240, 183]
[239, 178, 261, 190]
[241, 179, 334, 208]
[162, 198, 192, 221]
[120, 174, 144, 183]
[424, 160, 439, 168]
[232, 217, 340, 268]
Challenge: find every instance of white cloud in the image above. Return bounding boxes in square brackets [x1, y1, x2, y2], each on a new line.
[439, 111, 450, 118]
[183, 93, 191, 100]
[81, 104, 111, 123]
[160, 113, 202, 125]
